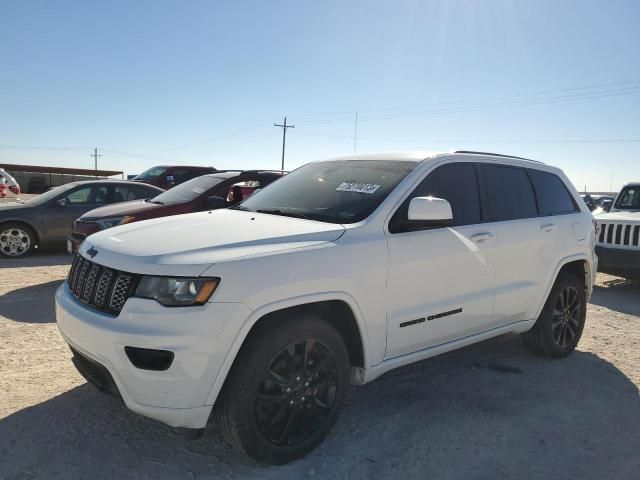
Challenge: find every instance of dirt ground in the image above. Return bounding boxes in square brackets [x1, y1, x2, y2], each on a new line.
[0, 254, 638, 479]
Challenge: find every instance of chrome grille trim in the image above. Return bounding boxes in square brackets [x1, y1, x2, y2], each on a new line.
[596, 221, 640, 250]
[109, 274, 133, 312]
[94, 269, 114, 308]
[81, 263, 101, 303]
[66, 255, 139, 315]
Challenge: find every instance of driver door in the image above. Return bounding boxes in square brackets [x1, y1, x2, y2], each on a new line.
[44, 184, 109, 244]
[384, 163, 497, 358]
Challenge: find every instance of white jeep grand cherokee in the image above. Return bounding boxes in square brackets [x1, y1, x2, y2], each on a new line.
[56, 151, 597, 464]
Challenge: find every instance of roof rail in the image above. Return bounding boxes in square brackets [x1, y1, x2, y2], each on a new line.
[452, 150, 542, 163]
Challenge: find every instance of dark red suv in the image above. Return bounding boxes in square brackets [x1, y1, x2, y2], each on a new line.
[132, 165, 217, 189]
[67, 170, 286, 253]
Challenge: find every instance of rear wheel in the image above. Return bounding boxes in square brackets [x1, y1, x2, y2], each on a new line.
[522, 272, 586, 357]
[0, 223, 35, 258]
[215, 313, 350, 464]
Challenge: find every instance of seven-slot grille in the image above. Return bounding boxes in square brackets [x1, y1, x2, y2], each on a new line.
[67, 255, 139, 315]
[597, 221, 640, 249]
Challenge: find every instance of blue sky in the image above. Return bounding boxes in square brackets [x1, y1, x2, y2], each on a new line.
[1, 0, 639, 191]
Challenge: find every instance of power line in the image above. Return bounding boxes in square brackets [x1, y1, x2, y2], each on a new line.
[288, 78, 640, 121]
[295, 131, 640, 144]
[274, 116, 295, 170]
[292, 84, 640, 127]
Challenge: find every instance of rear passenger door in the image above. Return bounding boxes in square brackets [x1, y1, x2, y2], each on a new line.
[481, 165, 578, 325]
[385, 163, 498, 358]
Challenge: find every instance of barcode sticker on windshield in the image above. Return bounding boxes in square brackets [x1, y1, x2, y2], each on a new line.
[336, 182, 381, 194]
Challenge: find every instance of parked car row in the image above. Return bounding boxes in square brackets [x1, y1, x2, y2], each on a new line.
[0, 166, 286, 258]
[67, 170, 285, 253]
[56, 150, 597, 464]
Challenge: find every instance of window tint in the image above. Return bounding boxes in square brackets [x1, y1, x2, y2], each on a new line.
[65, 186, 107, 205]
[483, 165, 537, 221]
[528, 170, 577, 216]
[390, 163, 481, 232]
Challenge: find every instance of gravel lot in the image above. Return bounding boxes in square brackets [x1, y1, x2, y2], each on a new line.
[1, 254, 638, 479]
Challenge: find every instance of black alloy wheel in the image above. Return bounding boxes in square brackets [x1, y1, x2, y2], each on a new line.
[551, 286, 582, 348]
[255, 339, 338, 447]
[522, 271, 587, 358]
[215, 314, 350, 464]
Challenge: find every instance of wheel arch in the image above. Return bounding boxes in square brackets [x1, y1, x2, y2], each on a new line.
[205, 292, 369, 406]
[535, 254, 593, 319]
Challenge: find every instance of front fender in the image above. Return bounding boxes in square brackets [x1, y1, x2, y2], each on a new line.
[204, 291, 369, 406]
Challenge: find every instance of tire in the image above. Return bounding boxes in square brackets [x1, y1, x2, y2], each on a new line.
[0, 222, 36, 258]
[215, 313, 350, 465]
[522, 272, 586, 358]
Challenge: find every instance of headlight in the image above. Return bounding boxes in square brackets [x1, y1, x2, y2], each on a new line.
[96, 216, 135, 230]
[134, 276, 220, 306]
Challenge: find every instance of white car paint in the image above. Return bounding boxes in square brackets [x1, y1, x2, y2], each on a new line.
[56, 151, 596, 429]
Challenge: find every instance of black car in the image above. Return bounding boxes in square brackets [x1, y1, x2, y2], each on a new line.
[0, 180, 163, 258]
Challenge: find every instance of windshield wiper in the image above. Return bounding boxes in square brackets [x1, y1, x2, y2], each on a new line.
[256, 209, 314, 220]
[149, 200, 164, 205]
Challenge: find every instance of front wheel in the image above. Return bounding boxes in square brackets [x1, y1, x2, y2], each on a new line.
[0, 223, 36, 258]
[522, 272, 587, 357]
[215, 314, 350, 464]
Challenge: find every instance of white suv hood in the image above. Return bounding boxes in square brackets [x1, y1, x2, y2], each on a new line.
[80, 209, 346, 276]
[595, 210, 640, 221]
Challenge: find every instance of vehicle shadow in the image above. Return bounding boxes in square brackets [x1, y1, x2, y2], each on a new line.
[0, 336, 638, 479]
[0, 279, 63, 323]
[0, 251, 73, 268]
[590, 280, 640, 316]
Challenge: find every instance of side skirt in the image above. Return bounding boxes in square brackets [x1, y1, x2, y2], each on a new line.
[351, 319, 536, 385]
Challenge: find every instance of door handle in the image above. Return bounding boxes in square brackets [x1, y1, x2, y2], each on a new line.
[541, 224, 557, 233]
[471, 232, 493, 243]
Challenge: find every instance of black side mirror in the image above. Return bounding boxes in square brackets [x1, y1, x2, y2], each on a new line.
[56, 198, 67, 208]
[204, 196, 227, 210]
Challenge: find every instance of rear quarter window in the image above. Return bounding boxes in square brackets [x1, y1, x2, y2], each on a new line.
[528, 170, 578, 216]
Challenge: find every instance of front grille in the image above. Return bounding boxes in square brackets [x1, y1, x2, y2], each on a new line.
[67, 255, 139, 315]
[597, 222, 640, 249]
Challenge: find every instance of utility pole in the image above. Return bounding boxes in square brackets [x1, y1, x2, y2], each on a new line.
[353, 111, 358, 154]
[274, 116, 294, 171]
[91, 148, 102, 176]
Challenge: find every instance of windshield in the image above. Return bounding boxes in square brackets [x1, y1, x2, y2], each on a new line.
[150, 175, 224, 205]
[236, 160, 417, 223]
[134, 166, 167, 181]
[26, 183, 76, 205]
[614, 186, 640, 210]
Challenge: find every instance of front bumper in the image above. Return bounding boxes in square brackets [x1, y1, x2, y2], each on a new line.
[595, 246, 640, 280]
[56, 282, 251, 428]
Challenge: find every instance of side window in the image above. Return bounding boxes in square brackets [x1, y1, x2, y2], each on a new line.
[528, 170, 578, 216]
[483, 165, 537, 221]
[135, 186, 157, 199]
[172, 169, 198, 185]
[389, 163, 481, 232]
[65, 186, 107, 205]
[113, 185, 134, 202]
[226, 180, 261, 205]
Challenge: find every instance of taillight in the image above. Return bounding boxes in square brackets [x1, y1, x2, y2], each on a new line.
[9, 186, 20, 195]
